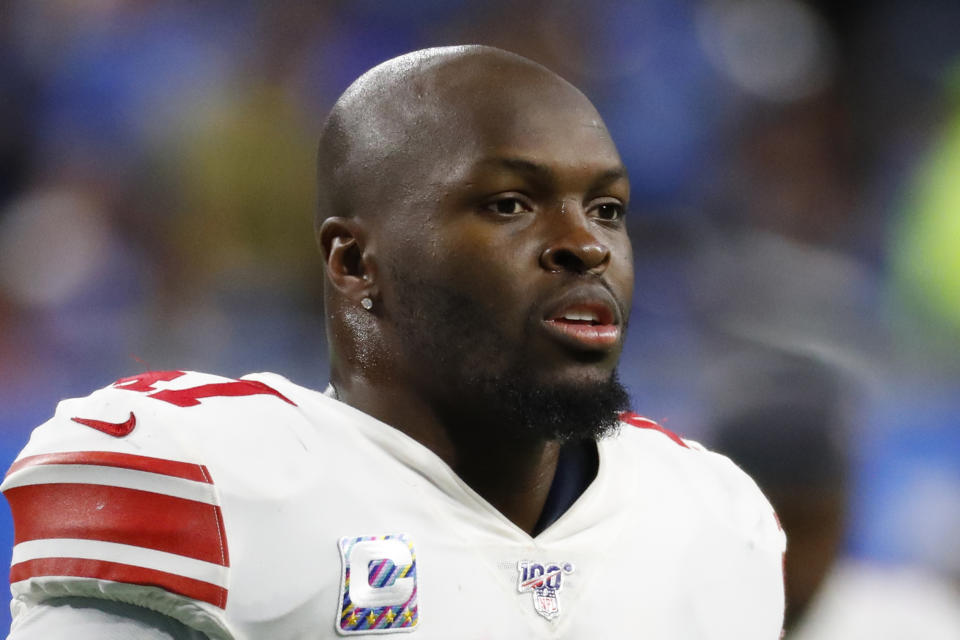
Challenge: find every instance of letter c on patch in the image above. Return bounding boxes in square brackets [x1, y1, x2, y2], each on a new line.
[346, 538, 414, 608]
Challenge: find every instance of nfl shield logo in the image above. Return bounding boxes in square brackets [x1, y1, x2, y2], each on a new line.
[516, 560, 574, 620]
[536, 592, 559, 616]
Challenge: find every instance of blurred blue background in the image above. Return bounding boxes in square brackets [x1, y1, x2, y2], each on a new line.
[1, 0, 959, 635]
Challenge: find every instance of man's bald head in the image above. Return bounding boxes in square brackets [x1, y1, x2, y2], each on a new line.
[315, 45, 602, 231]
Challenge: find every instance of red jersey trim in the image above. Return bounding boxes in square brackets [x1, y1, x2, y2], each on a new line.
[6, 483, 229, 566]
[619, 412, 689, 449]
[10, 557, 227, 609]
[6, 451, 212, 484]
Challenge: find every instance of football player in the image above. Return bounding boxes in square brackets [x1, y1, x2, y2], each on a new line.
[3, 46, 785, 639]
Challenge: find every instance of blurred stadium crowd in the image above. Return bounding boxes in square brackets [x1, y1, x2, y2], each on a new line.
[1, 0, 959, 636]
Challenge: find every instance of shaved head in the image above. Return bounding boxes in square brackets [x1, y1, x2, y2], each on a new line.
[315, 45, 601, 230]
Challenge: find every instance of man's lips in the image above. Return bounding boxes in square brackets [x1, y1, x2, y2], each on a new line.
[541, 294, 622, 351]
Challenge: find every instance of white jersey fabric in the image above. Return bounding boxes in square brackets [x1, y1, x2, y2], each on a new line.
[3, 371, 785, 639]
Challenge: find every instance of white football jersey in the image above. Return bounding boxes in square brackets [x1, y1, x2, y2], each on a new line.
[2, 371, 785, 639]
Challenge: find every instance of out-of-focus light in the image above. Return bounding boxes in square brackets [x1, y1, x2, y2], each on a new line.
[0, 188, 111, 308]
[893, 97, 960, 336]
[696, 0, 835, 102]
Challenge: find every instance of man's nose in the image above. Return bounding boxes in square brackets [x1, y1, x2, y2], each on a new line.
[538, 204, 610, 275]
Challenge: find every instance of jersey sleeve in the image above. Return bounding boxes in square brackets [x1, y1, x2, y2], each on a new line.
[8, 596, 211, 640]
[2, 372, 240, 640]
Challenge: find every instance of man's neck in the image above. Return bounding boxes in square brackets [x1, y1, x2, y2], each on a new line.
[454, 437, 562, 535]
[332, 378, 561, 536]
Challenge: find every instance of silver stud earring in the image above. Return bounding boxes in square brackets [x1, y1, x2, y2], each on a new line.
[360, 297, 373, 311]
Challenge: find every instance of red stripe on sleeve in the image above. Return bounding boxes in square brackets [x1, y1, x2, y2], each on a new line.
[6, 451, 212, 483]
[620, 412, 689, 449]
[10, 557, 227, 609]
[6, 484, 229, 566]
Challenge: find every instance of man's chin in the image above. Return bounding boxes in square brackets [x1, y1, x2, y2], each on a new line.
[475, 369, 631, 443]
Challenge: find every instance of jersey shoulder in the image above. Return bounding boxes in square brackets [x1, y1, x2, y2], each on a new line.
[2, 370, 307, 639]
[617, 412, 785, 554]
[616, 412, 786, 637]
[19, 369, 301, 454]
[618, 412, 705, 450]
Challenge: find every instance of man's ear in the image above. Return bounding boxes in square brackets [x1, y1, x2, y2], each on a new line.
[318, 216, 376, 299]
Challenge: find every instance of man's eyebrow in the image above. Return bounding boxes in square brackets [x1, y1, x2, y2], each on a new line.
[475, 157, 629, 189]
[589, 166, 630, 189]
[477, 157, 556, 184]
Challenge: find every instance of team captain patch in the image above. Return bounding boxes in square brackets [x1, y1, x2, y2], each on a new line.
[337, 534, 419, 635]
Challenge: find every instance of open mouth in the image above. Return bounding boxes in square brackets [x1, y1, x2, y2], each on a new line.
[543, 302, 620, 350]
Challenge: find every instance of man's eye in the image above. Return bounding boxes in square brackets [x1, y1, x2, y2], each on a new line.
[488, 198, 528, 215]
[595, 203, 624, 221]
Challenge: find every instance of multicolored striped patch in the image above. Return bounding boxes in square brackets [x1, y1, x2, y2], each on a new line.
[336, 534, 418, 635]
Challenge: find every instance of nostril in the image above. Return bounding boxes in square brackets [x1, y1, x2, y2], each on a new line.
[540, 244, 610, 274]
[551, 248, 586, 273]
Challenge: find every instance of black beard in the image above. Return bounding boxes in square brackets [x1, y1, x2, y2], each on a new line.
[389, 270, 630, 443]
[453, 364, 630, 443]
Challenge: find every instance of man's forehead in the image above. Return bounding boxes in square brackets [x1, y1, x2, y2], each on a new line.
[319, 47, 622, 224]
[428, 77, 619, 183]
[444, 96, 623, 184]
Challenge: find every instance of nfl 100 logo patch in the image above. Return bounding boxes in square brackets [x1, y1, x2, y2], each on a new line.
[337, 534, 419, 635]
[517, 560, 575, 620]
